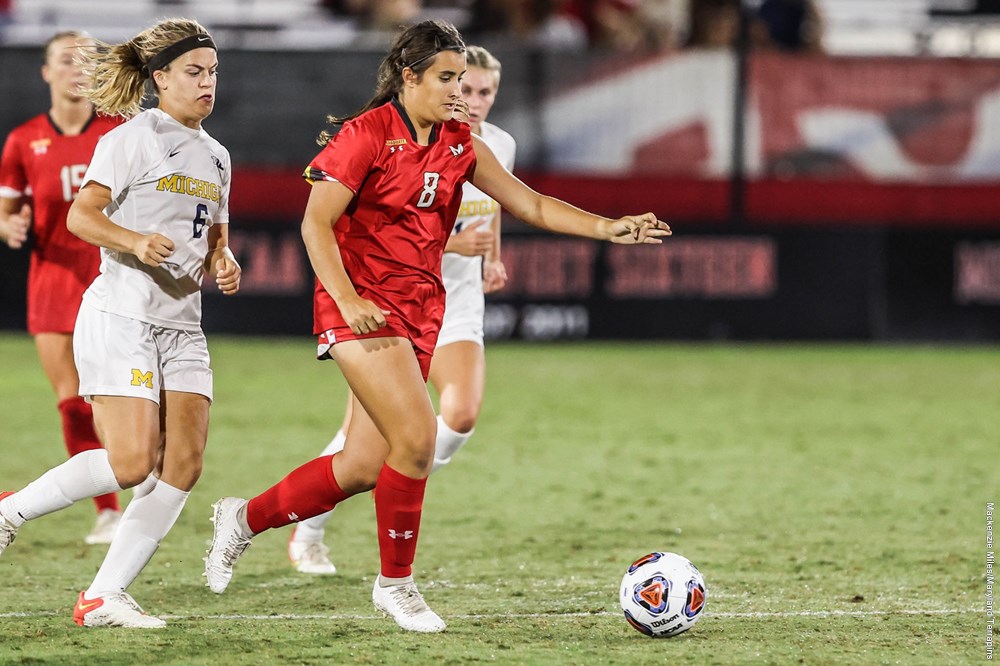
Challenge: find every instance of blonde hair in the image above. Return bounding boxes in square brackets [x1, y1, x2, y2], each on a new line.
[78, 18, 211, 118]
[465, 45, 501, 84]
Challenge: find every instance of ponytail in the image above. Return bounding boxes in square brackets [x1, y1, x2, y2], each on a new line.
[78, 18, 211, 119]
[318, 19, 465, 146]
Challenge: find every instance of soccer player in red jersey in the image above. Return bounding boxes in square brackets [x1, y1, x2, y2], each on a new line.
[286, 45, 515, 576]
[205, 19, 670, 633]
[0, 31, 122, 545]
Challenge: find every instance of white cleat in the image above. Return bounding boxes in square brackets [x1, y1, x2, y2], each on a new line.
[0, 491, 17, 558]
[204, 497, 252, 594]
[372, 577, 446, 633]
[84, 509, 121, 545]
[288, 531, 337, 575]
[73, 591, 166, 628]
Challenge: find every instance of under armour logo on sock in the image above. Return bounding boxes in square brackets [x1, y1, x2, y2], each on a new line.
[288, 512, 299, 522]
[388, 529, 413, 540]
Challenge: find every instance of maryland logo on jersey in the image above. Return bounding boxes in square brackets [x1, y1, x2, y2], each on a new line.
[303, 166, 330, 184]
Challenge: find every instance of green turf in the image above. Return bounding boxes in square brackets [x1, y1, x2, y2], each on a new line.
[0, 333, 996, 665]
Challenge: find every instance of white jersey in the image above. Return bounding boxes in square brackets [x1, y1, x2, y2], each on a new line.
[442, 121, 516, 287]
[81, 108, 230, 331]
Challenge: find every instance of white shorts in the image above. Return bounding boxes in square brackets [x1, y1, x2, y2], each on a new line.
[74, 302, 213, 405]
[437, 271, 485, 349]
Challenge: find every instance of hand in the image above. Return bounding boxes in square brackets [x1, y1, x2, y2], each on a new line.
[133, 233, 175, 267]
[483, 259, 507, 294]
[452, 98, 471, 124]
[608, 213, 671, 245]
[215, 255, 241, 295]
[1, 203, 31, 249]
[336, 294, 391, 335]
[446, 219, 493, 257]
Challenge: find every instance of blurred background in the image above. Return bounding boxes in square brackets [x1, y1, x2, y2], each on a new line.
[2, 0, 1000, 341]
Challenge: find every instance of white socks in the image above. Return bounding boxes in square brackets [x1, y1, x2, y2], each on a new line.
[432, 416, 473, 472]
[0, 450, 122, 528]
[378, 574, 413, 587]
[86, 480, 189, 597]
[292, 430, 347, 540]
[131, 472, 159, 500]
[319, 429, 348, 458]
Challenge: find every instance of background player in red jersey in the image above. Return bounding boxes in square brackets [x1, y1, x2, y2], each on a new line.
[205, 19, 670, 633]
[0, 31, 122, 545]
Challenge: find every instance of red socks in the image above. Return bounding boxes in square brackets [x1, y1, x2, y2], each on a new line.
[244, 457, 427, 578]
[375, 464, 427, 579]
[246, 455, 348, 533]
[57, 397, 119, 513]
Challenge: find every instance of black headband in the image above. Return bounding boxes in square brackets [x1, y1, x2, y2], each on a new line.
[145, 34, 216, 74]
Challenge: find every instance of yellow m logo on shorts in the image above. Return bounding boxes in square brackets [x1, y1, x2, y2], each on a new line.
[130, 369, 154, 388]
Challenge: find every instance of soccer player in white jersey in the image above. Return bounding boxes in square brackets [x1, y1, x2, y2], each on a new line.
[286, 46, 516, 574]
[0, 18, 241, 628]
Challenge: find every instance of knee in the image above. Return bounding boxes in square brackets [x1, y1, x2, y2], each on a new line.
[392, 427, 436, 472]
[335, 456, 380, 494]
[441, 410, 477, 435]
[163, 449, 204, 491]
[440, 400, 479, 435]
[107, 449, 157, 489]
[353, 465, 380, 491]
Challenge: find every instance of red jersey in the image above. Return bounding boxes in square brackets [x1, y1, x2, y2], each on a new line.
[0, 112, 122, 333]
[305, 99, 477, 360]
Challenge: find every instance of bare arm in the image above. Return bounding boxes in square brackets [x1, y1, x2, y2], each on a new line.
[204, 223, 241, 295]
[483, 208, 507, 293]
[67, 182, 175, 266]
[469, 134, 670, 244]
[444, 218, 493, 256]
[300, 180, 389, 335]
[0, 197, 30, 249]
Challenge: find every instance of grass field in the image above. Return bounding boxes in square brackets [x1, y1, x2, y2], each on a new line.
[0, 332, 995, 665]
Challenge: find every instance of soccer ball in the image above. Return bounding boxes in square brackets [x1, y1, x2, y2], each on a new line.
[619, 551, 707, 638]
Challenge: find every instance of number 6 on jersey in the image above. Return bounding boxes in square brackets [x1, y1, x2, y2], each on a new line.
[192, 203, 209, 238]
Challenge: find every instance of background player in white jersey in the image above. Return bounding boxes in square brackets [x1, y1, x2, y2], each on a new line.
[286, 46, 516, 575]
[0, 18, 241, 628]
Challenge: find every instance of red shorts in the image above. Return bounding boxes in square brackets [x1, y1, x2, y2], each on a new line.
[313, 281, 444, 382]
[27, 251, 100, 335]
[316, 320, 434, 380]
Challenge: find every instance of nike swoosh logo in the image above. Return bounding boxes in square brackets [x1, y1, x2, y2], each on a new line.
[76, 599, 102, 613]
[168, 150, 180, 158]
[198, 36, 211, 42]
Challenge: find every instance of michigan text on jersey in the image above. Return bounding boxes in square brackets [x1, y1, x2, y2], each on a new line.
[457, 199, 498, 218]
[156, 174, 221, 203]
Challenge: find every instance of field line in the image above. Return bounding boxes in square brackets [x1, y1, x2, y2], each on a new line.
[0, 607, 980, 621]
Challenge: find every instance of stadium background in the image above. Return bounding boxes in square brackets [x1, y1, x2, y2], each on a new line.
[1, 0, 999, 342]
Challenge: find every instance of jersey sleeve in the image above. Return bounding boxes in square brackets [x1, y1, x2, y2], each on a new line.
[0, 129, 27, 199]
[82, 124, 148, 200]
[214, 147, 231, 226]
[502, 133, 517, 172]
[303, 115, 381, 193]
